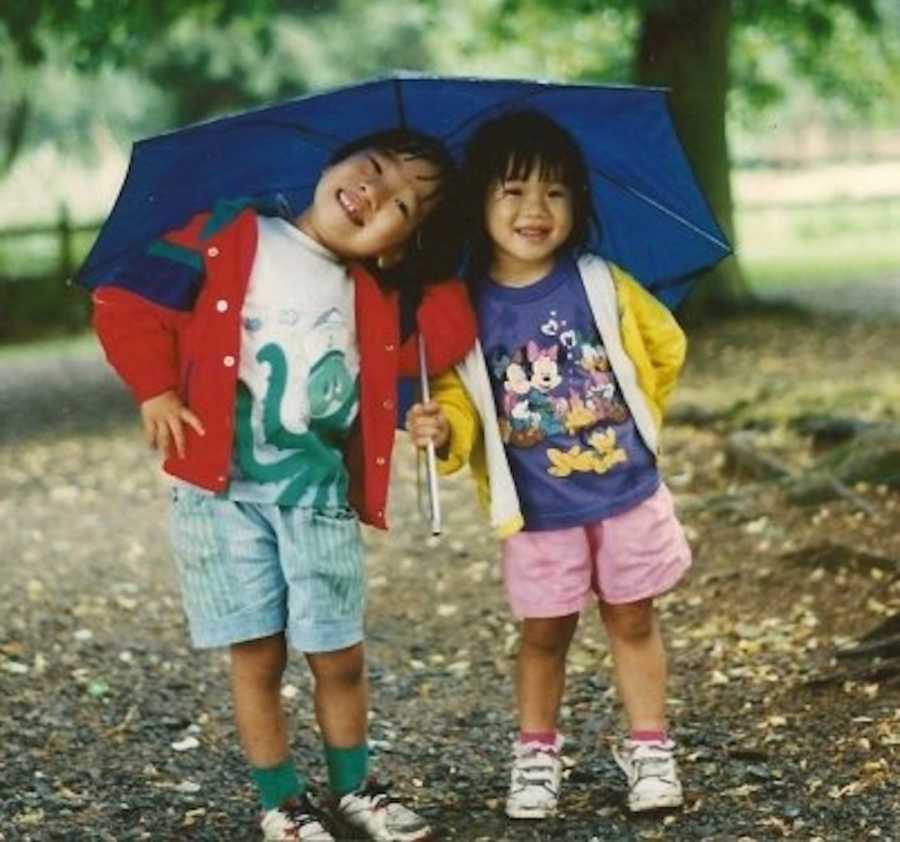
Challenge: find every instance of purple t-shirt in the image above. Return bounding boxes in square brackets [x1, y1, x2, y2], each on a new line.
[476, 255, 660, 530]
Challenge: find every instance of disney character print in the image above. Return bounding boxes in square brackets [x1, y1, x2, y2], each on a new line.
[490, 309, 631, 477]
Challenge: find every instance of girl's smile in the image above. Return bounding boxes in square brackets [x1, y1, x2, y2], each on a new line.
[337, 188, 366, 226]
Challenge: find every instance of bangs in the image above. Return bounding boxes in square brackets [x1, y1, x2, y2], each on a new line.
[501, 151, 572, 188]
[478, 115, 585, 192]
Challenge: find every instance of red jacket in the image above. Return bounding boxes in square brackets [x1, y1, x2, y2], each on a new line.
[93, 205, 476, 529]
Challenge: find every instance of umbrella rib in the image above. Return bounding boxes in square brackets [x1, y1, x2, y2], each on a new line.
[392, 78, 408, 128]
[590, 167, 731, 252]
[211, 119, 350, 151]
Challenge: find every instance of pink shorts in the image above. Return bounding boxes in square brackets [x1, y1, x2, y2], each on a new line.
[501, 484, 691, 619]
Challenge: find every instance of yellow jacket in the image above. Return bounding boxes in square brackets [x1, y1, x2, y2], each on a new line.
[432, 255, 686, 538]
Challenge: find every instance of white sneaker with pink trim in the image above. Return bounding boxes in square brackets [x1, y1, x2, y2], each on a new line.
[612, 739, 684, 812]
[505, 734, 564, 819]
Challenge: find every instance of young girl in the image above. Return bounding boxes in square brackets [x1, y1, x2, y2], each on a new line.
[406, 111, 691, 817]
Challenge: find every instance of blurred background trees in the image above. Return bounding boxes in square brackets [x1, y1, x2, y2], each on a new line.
[1, 0, 899, 337]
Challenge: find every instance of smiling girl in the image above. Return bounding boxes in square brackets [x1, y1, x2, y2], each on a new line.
[407, 110, 692, 820]
[93, 129, 475, 841]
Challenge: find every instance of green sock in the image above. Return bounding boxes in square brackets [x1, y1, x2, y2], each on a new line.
[250, 759, 305, 811]
[325, 743, 369, 796]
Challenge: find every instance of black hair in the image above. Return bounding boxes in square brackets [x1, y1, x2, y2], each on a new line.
[462, 110, 595, 274]
[330, 129, 462, 290]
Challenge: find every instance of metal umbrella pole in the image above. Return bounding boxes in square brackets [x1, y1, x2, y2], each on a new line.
[417, 333, 442, 536]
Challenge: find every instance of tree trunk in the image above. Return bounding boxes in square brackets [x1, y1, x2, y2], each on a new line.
[634, 0, 751, 318]
[2, 94, 31, 176]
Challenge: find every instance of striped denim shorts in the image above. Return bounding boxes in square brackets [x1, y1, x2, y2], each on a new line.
[168, 484, 365, 653]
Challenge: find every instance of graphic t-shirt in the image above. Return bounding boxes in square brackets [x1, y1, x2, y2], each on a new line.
[227, 217, 360, 507]
[476, 254, 659, 530]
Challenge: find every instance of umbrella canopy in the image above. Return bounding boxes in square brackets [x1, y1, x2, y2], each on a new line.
[77, 72, 731, 308]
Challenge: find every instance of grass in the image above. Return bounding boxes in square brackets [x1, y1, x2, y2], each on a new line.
[736, 197, 900, 292]
[0, 229, 98, 279]
[0, 331, 96, 358]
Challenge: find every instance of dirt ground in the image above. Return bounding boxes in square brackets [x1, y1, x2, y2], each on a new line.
[1, 308, 898, 841]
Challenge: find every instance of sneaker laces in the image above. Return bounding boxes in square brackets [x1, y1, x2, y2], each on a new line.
[282, 797, 326, 828]
[338, 778, 430, 837]
[631, 744, 677, 783]
[352, 778, 391, 810]
[261, 795, 330, 841]
[510, 744, 560, 794]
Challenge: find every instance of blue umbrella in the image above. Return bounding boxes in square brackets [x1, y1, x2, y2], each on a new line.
[77, 71, 731, 308]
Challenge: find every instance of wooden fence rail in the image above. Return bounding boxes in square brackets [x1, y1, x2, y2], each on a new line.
[0, 206, 102, 284]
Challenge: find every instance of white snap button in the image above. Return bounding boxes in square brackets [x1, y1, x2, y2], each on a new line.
[223, 355, 235, 367]
[382, 399, 394, 411]
[207, 246, 219, 257]
[385, 343, 395, 352]
[215, 299, 228, 312]
[376, 456, 386, 466]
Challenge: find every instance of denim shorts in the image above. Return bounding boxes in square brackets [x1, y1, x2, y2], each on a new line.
[168, 485, 365, 652]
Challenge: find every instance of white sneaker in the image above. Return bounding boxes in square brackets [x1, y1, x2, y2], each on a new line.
[260, 795, 335, 841]
[333, 778, 432, 841]
[505, 734, 564, 819]
[612, 739, 684, 812]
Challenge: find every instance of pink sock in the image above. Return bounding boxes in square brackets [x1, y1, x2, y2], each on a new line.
[519, 730, 558, 746]
[630, 729, 668, 743]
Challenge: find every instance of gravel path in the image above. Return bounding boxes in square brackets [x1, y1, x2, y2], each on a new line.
[1, 325, 898, 841]
[0, 339, 134, 446]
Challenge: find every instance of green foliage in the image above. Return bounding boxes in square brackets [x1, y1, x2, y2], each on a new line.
[0, 0, 437, 169]
[139, 17, 309, 127]
[487, 0, 899, 121]
[426, 0, 634, 82]
[135, 0, 437, 126]
[289, 0, 434, 87]
[1, 0, 279, 69]
[736, 0, 879, 37]
[731, 0, 900, 127]
[0, 34, 170, 171]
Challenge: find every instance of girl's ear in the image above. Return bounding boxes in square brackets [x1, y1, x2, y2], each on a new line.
[376, 246, 406, 269]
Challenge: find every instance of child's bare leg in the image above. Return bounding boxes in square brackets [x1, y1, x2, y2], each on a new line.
[599, 598, 667, 732]
[506, 614, 576, 820]
[306, 642, 368, 748]
[517, 613, 579, 731]
[230, 633, 290, 766]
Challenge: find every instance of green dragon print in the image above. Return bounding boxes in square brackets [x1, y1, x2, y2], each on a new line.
[235, 342, 357, 506]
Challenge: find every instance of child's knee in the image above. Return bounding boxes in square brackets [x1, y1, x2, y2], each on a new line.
[520, 615, 578, 658]
[230, 634, 288, 686]
[601, 600, 655, 643]
[307, 643, 366, 687]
